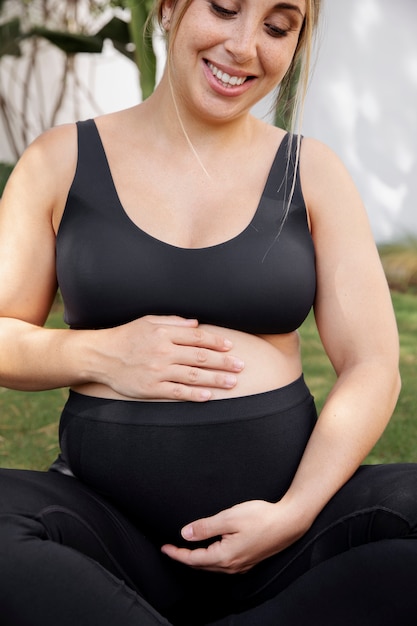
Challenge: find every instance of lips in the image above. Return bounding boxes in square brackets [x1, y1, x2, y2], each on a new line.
[205, 60, 253, 88]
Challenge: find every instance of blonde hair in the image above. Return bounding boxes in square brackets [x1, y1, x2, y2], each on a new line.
[276, 0, 321, 132]
[274, 0, 322, 246]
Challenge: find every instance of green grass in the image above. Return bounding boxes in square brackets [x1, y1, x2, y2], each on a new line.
[0, 292, 416, 470]
[379, 239, 417, 294]
[368, 291, 417, 463]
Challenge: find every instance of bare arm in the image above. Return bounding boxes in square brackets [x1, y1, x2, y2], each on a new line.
[0, 126, 242, 399]
[279, 137, 400, 522]
[0, 125, 80, 390]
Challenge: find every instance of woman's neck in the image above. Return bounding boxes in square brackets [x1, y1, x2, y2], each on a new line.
[142, 73, 263, 167]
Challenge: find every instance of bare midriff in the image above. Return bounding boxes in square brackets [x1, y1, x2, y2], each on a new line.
[72, 326, 303, 401]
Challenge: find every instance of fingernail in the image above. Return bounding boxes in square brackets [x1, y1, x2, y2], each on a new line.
[182, 525, 193, 540]
[233, 358, 245, 370]
[225, 375, 237, 388]
[200, 390, 212, 401]
[223, 339, 233, 349]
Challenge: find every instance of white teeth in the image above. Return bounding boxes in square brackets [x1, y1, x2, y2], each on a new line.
[207, 62, 247, 87]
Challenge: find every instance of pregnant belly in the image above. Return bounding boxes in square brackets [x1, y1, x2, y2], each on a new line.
[72, 326, 303, 401]
[60, 379, 317, 546]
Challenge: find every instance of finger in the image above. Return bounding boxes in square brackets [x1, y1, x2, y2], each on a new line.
[161, 542, 224, 570]
[167, 364, 238, 391]
[157, 381, 213, 402]
[178, 348, 245, 373]
[171, 326, 234, 352]
[181, 510, 235, 542]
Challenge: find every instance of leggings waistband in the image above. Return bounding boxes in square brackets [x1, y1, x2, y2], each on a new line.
[63, 375, 313, 427]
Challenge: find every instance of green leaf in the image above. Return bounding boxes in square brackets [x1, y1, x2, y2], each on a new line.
[97, 16, 131, 44]
[0, 162, 15, 196]
[96, 15, 135, 60]
[29, 27, 104, 55]
[0, 18, 22, 58]
[125, 0, 156, 99]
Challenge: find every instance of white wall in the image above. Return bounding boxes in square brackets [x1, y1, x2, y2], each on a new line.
[0, 40, 141, 163]
[301, 0, 417, 242]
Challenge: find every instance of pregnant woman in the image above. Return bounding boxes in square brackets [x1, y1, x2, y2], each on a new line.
[1, 1, 417, 624]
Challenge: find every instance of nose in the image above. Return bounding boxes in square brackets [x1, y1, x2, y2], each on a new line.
[224, 20, 259, 64]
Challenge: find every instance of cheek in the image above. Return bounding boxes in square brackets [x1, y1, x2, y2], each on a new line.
[174, 24, 217, 59]
[262, 57, 288, 84]
[263, 42, 298, 80]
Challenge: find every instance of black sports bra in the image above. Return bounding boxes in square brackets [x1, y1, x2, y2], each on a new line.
[56, 120, 316, 334]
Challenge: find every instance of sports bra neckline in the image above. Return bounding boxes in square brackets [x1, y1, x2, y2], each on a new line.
[88, 119, 290, 252]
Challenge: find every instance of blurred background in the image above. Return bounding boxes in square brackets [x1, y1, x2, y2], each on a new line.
[0, 0, 416, 242]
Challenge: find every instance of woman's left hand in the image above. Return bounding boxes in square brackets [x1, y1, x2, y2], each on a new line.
[160, 500, 307, 574]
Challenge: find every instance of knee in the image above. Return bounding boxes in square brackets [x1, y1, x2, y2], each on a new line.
[376, 464, 417, 519]
[0, 513, 46, 555]
[353, 464, 417, 533]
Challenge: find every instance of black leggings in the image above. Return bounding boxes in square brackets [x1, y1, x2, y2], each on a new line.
[1, 377, 417, 625]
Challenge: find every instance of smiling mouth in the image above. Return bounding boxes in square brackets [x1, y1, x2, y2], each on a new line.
[206, 61, 253, 88]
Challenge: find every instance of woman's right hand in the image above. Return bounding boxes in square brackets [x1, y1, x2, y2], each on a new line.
[90, 315, 245, 401]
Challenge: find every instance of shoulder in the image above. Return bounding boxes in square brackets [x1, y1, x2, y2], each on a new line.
[298, 136, 367, 231]
[297, 136, 379, 289]
[1, 123, 78, 229]
[297, 138, 382, 324]
[9, 123, 78, 192]
[33, 123, 78, 175]
[299, 136, 351, 191]
[25, 122, 77, 163]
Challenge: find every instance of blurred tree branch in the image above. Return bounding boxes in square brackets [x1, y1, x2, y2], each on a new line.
[0, 0, 157, 163]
